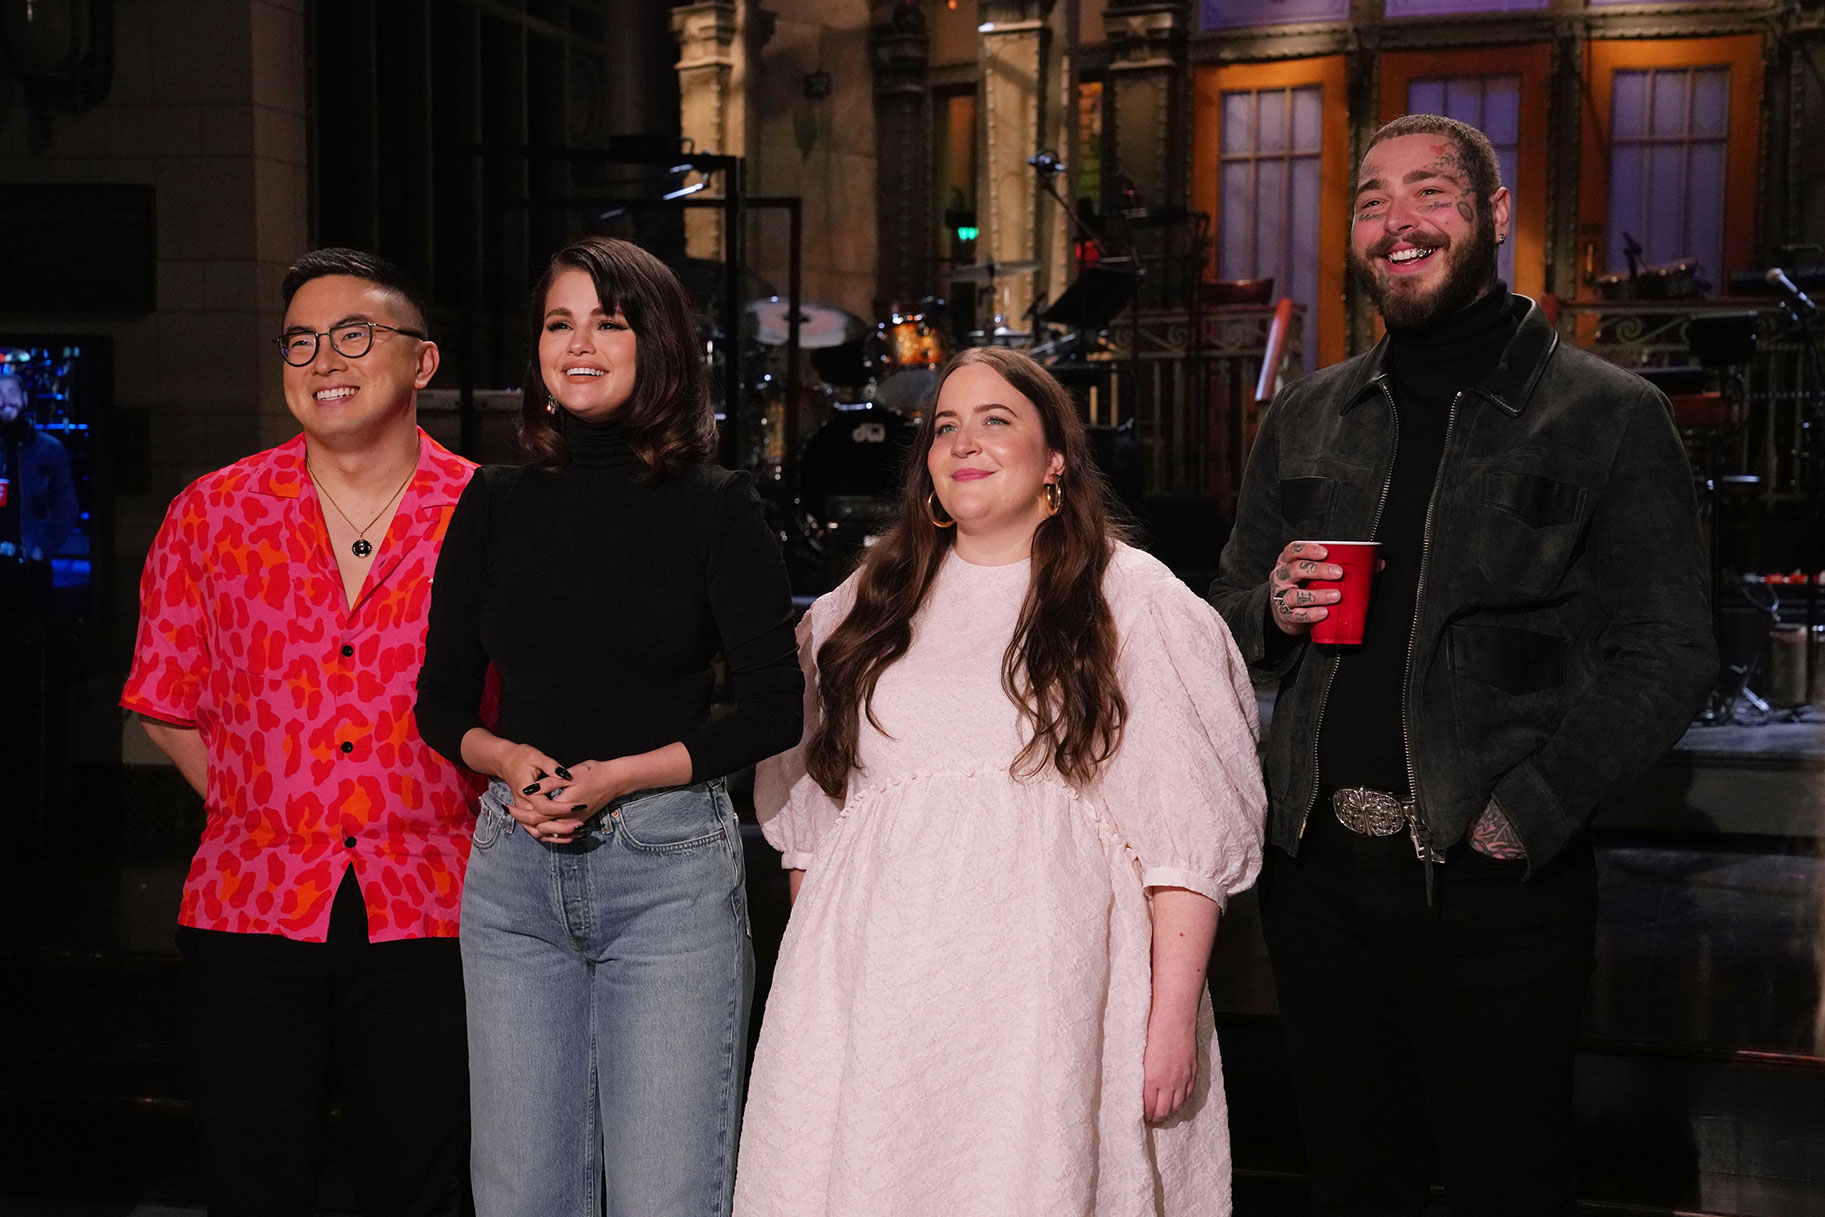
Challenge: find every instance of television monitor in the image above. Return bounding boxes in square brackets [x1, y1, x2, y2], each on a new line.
[0, 336, 113, 618]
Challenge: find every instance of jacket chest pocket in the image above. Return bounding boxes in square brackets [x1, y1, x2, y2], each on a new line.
[1477, 471, 1589, 596]
[1279, 476, 1335, 534]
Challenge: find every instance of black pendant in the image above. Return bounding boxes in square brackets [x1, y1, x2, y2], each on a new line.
[350, 538, 373, 559]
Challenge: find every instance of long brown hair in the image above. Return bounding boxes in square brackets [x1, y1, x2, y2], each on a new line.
[519, 236, 715, 477]
[806, 347, 1128, 796]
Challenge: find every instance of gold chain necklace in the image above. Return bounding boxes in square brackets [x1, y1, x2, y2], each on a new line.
[307, 457, 414, 559]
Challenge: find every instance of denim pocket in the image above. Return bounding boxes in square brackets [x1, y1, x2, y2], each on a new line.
[473, 786, 508, 850]
[613, 784, 729, 855]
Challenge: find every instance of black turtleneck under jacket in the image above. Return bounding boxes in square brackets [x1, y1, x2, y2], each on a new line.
[415, 415, 803, 783]
[1314, 284, 1523, 797]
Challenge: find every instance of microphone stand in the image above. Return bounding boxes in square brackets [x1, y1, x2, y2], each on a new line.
[1032, 166, 1110, 265]
[1031, 160, 1117, 365]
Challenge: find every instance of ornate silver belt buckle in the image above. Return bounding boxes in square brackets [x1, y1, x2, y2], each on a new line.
[1331, 787, 1409, 837]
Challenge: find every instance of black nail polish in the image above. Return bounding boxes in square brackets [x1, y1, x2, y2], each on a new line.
[574, 804, 589, 814]
[555, 766, 573, 780]
[521, 783, 540, 795]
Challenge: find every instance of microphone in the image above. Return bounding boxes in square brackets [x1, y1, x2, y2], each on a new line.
[1765, 267, 1819, 317]
[1027, 150, 1064, 178]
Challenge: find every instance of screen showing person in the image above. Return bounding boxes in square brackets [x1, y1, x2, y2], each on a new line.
[0, 344, 98, 614]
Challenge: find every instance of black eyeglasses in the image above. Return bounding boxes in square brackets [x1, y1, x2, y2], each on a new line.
[274, 321, 427, 366]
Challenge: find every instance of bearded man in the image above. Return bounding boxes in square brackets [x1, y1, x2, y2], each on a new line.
[1209, 115, 1715, 1214]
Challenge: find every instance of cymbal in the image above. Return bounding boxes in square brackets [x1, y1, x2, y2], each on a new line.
[966, 326, 1032, 348]
[745, 297, 867, 349]
[946, 260, 1040, 284]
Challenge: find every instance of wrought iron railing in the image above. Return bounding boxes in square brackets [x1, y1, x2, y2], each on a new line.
[1088, 301, 1305, 511]
[1551, 300, 1823, 502]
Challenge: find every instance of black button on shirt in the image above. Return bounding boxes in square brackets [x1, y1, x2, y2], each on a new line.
[341, 644, 354, 658]
[340, 741, 354, 754]
[343, 836, 357, 848]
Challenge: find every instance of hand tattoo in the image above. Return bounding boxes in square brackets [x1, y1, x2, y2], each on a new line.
[1468, 803, 1527, 861]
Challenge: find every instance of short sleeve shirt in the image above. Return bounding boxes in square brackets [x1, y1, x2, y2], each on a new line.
[122, 429, 482, 943]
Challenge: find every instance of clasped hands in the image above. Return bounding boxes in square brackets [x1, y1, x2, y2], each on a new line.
[495, 742, 636, 845]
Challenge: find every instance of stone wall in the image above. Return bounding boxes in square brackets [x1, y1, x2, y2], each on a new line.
[747, 0, 880, 320]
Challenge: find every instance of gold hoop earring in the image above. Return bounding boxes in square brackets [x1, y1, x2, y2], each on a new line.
[1042, 480, 1063, 517]
[927, 490, 954, 529]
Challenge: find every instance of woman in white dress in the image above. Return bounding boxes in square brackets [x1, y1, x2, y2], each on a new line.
[736, 348, 1265, 1216]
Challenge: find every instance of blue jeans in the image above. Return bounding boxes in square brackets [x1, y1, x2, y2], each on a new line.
[462, 777, 753, 1217]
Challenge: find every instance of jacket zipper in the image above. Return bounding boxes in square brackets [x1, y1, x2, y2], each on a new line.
[1297, 380, 1400, 841]
[1401, 388, 1462, 882]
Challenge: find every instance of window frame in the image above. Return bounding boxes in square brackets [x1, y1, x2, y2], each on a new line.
[1577, 34, 1763, 303]
[1192, 55, 1351, 369]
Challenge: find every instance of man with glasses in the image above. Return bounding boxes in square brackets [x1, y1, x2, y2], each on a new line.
[123, 248, 479, 1216]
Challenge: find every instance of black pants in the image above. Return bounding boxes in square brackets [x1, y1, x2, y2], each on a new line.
[1259, 802, 1597, 1217]
[175, 867, 472, 1217]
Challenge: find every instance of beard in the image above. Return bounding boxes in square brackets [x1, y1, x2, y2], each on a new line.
[1351, 205, 1499, 332]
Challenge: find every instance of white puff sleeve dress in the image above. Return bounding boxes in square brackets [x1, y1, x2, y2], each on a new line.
[735, 542, 1266, 1216]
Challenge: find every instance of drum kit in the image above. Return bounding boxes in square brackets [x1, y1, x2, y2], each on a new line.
[730, 260, 1048, 587]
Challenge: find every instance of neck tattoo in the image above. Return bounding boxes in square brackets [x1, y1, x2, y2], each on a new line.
[307, 457, 415, 559]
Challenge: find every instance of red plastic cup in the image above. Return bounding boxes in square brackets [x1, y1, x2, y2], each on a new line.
[0, 478, 9, 508]
[1308, 541, 1380, 645]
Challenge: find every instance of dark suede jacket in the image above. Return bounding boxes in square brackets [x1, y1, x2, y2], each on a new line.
[1209, 300, 1716, 872]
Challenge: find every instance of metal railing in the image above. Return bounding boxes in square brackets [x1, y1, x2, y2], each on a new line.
[1089, 301, 1305, 510]
[1551, 300, 1823, 501]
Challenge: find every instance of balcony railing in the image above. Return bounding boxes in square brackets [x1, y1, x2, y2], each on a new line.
[1550, 299, 1823, 502]
[1088, 300, 1305, 511]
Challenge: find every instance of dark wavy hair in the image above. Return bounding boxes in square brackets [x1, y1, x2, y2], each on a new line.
[806, 347, 1130, 797]
[519, 236, 716, 477]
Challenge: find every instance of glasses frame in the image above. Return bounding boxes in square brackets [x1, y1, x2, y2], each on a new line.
[273, 321, 428, 367]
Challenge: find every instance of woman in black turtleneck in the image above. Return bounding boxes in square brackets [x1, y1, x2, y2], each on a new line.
[416, 236, 801, 1216]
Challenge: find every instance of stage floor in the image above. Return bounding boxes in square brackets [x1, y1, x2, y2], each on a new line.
[5, 747, 1821, 1216]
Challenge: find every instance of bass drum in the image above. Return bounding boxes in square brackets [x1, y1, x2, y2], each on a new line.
[791, 403, 920, 591]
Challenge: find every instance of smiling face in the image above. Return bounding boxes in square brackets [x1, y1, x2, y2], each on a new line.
[927, 361, 1064, 544]
[0, 375, 24, 424]
[281, 274, 437, 449]
[1349, 132, 1510, 330]
[539, 268, 639, 422]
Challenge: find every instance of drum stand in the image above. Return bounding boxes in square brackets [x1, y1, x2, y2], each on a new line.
[1785, 295, 1825, 711]
[1670, 312, 1766, 725]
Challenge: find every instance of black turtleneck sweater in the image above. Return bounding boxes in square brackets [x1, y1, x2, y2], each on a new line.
[1315, 284, 1521, 797]
[415, 415, 803, 782]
